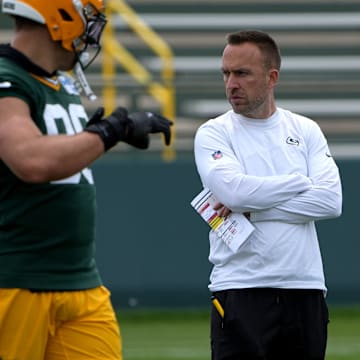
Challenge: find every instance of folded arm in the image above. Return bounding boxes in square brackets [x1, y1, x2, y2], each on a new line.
[194, 120, 342, 223]
[251, 129, 342, 223]
[194, 123, 312, 212]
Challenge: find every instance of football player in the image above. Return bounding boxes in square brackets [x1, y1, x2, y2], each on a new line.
[0, 1, 172, 359]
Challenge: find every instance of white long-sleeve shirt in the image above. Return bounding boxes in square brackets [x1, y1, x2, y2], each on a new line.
[194, 107, 342, 292]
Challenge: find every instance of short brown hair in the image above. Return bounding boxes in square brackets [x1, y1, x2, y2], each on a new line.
[226, 30, 281, 70]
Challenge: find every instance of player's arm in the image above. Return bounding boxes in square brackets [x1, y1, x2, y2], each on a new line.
[0, 96, 105, 182]
[0, 97, 172, 183]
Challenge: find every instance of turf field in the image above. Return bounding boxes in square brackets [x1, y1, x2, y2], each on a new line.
[117, 306, 360, 360]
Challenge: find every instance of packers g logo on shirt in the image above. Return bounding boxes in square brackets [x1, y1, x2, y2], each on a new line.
[286, 136, 300, 146]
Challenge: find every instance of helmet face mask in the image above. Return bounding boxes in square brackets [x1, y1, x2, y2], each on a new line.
[2, 0, 107, 69]
[73, 4, 107, 69]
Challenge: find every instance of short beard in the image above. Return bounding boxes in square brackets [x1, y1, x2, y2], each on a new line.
[231, 94, 267, 118]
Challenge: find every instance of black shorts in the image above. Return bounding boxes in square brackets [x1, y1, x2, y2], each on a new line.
[210, 288, 329, 360]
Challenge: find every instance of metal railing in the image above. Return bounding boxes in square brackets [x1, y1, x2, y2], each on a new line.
[102, 0, 176, 161]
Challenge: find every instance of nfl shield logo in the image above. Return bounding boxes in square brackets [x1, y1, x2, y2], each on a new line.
[212, 150, 223, 160]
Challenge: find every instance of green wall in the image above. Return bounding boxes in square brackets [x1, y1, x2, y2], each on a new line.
[93, 153, 360, 308]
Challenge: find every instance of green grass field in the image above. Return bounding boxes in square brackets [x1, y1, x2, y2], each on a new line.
[117, 306, 360, 360]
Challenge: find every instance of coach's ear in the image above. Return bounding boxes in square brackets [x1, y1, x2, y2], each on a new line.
[268, 68, 279, 89]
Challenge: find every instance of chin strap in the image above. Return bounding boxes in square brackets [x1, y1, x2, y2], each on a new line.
[74, 62, 97, 101]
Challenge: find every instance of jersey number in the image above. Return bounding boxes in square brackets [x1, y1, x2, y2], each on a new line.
[43, 103, 94, 185]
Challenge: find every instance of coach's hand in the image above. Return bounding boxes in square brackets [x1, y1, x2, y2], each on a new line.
[85, 107, 173, 151]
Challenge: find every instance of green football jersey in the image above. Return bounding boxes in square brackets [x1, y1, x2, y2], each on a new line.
[0, 47, 102, 290]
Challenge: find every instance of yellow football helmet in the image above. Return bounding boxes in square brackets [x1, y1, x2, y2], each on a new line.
[2, 0, 107, 67]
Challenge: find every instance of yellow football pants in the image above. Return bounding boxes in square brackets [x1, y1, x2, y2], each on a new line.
[0, 286, 122, 360]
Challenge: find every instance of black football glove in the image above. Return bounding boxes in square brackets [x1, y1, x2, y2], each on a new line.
[87, 106, 105, 124]
[127, 111, 173, 149]
[85, 107, 173, 151]
[85, 107, 128, 150]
